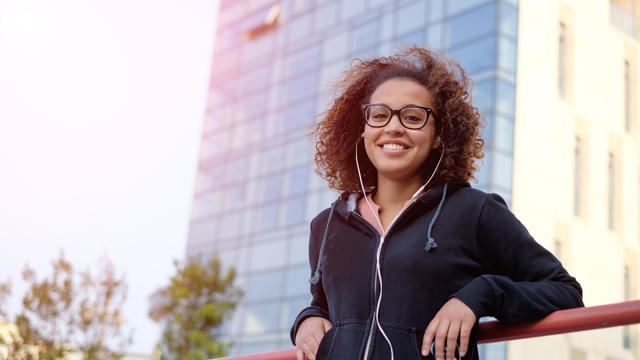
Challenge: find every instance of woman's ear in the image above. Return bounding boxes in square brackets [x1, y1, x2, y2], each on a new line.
[432, 136, 442, 149]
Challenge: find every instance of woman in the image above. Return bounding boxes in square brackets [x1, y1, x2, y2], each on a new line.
[290, 47, 583, 360]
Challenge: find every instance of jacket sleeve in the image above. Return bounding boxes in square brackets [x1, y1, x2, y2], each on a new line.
[452, 193, 584, 322]
[290, 213, 331, 345]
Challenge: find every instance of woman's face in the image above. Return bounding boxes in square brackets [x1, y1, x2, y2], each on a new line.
[363, 77, 438, 182]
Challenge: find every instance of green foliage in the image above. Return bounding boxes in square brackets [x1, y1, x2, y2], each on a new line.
[151, 255, 242, 360]
[12, 251, 130, 360]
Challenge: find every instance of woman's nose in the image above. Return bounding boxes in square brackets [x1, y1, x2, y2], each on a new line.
[384, 114, 405, 134]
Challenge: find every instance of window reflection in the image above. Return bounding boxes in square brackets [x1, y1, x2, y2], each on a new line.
[284, 99, 316, 131]
[285, 166, 309, 195]
[498, 37, 517, 75]
[492, 152, 513, 190]
[257, 203, 279, 232]
[499, 2, 518, 38]
[246, 269, 284, 301]
[285, 265, 310, 297]
[446, 0, 492, 16]
[445, 3, 495, 47]
[262, 174, 282, 202]
[285, 72, 318, 105]
[396, 1, 426, 36]
[353, 19, 378, 52]
[496, 80, 515, 116]
[249, 240, 287, 272]
[449, 36, 495, 73]
[284, 196, 306, 226]
[244, 301, 281, 334]
[473, 79, 494, 114]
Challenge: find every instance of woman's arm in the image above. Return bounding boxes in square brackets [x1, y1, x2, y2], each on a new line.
[453, 193, 584, 322]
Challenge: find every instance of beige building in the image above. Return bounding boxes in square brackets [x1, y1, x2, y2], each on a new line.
[510, 0, 640, 359]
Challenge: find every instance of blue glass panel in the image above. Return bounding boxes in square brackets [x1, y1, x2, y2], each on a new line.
[396, 1, 427, 36]
[284, 196, 306, 226]
[494, 115, 514, 153]
[482, 115, 494, 145]
[285, 265, 310, 297]
[240, 64, 271, 95]
[282, 296, 312, 331]
[499, 2, 518, 37]
[246, 269, 284, 301]
[353, 19, 379, 52]
[446, 0, 493, 16]
[476, 149, 492, 186]
[284, 99, 316, 131]
[227, 156, 249, 183]
[285, 72, 318, 105]
[473, 79, 494, 114]
[449, 36, 496, 73]
[285, 166, 309, 195]
[287, 43, 321, 78]
[498, 36, 517, 75]
[262, 174, 282, 201]
[492, 151, 513, 190]
[257, 203, 279, 231]
[244, 301, 281, 334]
[496, 80, 515, 116]
[445, 3, 495, 48]
[398, 29, 425, 47]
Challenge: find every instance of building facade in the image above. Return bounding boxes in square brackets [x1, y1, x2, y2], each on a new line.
[186, 0, 640, 358]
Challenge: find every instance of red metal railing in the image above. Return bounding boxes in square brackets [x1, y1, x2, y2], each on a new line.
[216, 300, 640, 360]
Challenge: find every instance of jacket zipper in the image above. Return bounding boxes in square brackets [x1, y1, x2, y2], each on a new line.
[352, 201, 420, 360]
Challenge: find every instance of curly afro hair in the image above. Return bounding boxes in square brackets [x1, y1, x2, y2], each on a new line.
[311, 46, 484, 194]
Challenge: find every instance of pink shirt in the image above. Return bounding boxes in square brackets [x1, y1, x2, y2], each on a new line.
[357, 193, 419, 236]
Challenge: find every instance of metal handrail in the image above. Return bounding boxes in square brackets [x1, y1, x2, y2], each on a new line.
[217, 300, 640, 360]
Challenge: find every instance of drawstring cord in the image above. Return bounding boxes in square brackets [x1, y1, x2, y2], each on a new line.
[309, 202, 336, 285]
[425, 182, 448, 252]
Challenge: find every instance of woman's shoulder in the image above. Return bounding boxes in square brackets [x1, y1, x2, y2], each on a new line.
[447, 183, 508, 209]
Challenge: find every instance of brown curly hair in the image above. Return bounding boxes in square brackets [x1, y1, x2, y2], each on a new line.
[311, 46, 484, 194]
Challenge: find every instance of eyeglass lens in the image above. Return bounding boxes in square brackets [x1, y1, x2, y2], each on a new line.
[365, 105, 428, 129]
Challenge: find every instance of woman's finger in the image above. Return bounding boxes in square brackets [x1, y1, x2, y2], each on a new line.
[458, 321, 473, 357]
[301, 340, 315, 360]
[422, 319, 439, 356]
[446, 320, 461, 360]
[434, 320, 450, 360]
[296, 347, 305, 360]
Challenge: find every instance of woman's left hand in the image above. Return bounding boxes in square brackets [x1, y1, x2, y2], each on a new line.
[422, 297, 476, 360]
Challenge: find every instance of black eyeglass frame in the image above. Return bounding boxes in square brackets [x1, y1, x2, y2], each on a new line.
[360, 103, 435, 130]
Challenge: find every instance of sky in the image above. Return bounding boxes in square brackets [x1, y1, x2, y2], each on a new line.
[0, 0, 218, 354]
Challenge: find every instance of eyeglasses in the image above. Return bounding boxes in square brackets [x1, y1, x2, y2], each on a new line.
[361, 103, 434, 130]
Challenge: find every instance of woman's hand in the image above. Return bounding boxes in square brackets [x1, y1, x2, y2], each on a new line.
[295, 316, 333, 360]
[422, 298, 476, 360]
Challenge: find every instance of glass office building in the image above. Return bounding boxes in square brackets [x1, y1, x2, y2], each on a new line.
[186, 0, 518, 357]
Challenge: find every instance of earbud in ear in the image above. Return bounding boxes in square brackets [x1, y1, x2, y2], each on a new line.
[361, 132, 365, 138]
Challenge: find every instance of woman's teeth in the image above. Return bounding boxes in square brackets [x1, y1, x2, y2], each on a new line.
[382, 143, 406, 150]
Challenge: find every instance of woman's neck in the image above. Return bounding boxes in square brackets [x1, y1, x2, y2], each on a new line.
[373, 174, 425, 209]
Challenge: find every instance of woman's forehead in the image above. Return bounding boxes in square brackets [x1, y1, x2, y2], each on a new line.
[369, 78, 434, 106]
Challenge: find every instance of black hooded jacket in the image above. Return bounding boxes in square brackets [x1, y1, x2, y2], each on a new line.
[290, 183, 583, 360]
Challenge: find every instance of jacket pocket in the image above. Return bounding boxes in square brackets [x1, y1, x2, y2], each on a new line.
[315, 326, 338, 360]
[381, 324, 425, 360]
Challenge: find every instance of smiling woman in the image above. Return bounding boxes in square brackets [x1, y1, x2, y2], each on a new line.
[289, 46, 584, 360]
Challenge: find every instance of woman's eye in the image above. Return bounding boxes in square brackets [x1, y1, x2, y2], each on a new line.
[404, 116, 421, 122]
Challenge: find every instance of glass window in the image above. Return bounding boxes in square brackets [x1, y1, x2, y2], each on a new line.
[287, 44, 321, 79]
[249, 240, 287, 272]
[496, 80, 515, 117]
[211, 78, 237, 106]
[287, 137, 313, 167]
[353, 19, 379, 52]
[226, 156, 249, 183]
[492, 152, 513, 191]
[473, 79, 494, 114]
[558, 22, 567, 99]
[427, 23, 443, 48]
[283, 296, 313, 333]
[285, 265, 310, 297]
[225, 183, 247, 210]
[446, 0, 492, 16]
[240, 64, 271, 95]
[341, 0, 366, 20]
[284, 99, 316, 132]
[237, 92, 268, 122]
[257, 203, 280, 232]
[284, 196, 307, 226]
[476, 149, 492, 187]
[187, 218, 216, 246]
[287, 13, 312, 46]
[322, 32, 349, 64]
[380, 13, 393, 42]
[289, 232, 309, 265]
[494, 116, 514, 154]
[625, 60, 631, 132]
[220, 211, 242, 239]
[285, 72, 318, 105]
[608, 152, 616, 230]
[449, 36, 496, 73]
[244, 301, 281, 334]
[499, 2, 518, 38]
[314, 2, 338, 33]
[573, 136, 582, 216]
[397, 29, 425, 47]
[396, 1, 427, 36]
[262, 145, 285, 174]
[261, 174, 282, 202]
[498, 37, 517, 75]
[285, 166, 309, 196]
[246, 269, 284, 301]
[445, 3, 495, 48]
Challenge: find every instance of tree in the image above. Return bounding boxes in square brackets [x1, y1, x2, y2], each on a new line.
[150, 255, 243, 360]
[17, 251, 130, 360]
